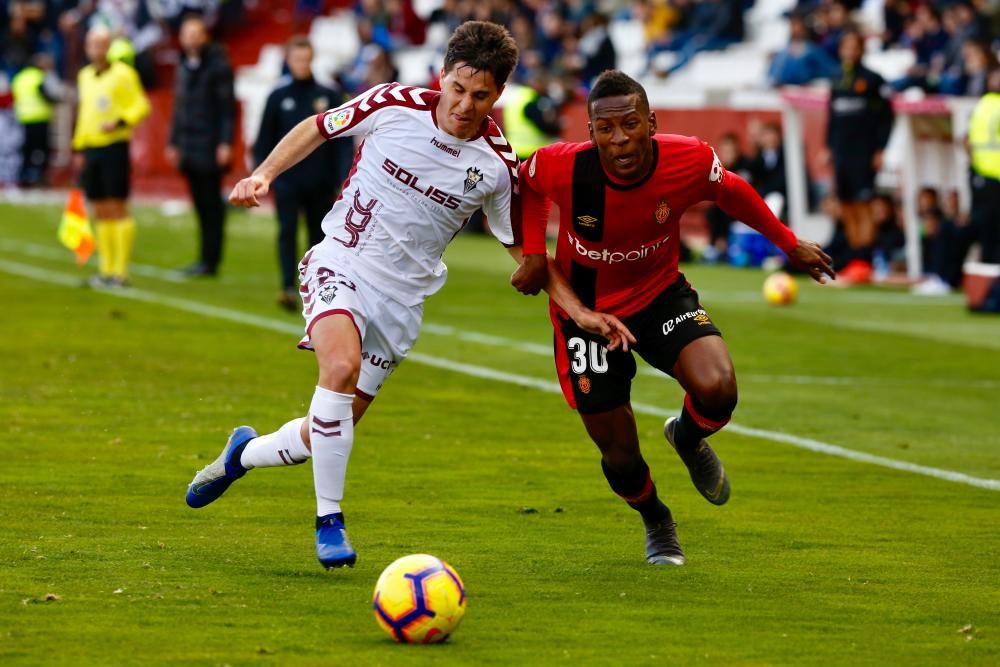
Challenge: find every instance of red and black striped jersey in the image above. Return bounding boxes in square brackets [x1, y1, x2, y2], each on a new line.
[520, 134, 796, 317]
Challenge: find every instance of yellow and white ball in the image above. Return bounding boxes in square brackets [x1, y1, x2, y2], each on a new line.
[763, 271, 798, 305]
[373, 554, 466, 644]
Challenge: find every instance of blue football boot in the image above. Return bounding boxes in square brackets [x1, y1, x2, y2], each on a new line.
[185, 426, 257, 508]
[316, 513, 357, 568]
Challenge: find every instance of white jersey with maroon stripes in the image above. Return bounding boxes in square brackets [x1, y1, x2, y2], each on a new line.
[314, 81, 520, 306]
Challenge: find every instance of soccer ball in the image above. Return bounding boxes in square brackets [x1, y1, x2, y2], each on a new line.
[373, 554, 467, 644]
[762, 271, 798, 305]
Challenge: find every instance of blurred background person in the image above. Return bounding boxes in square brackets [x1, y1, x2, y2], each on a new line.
[253, 36, 354, 311]
[167, 14, 235, 278]
[72, 24, 149, 288]
[503, 73, 563, 161]
[825, 29, 894, 285]
[767, 11, 838, 87]
[966, 68, 1000, 264]
[748, 121, 788, 215]
[11, 51, 63, 187]
[911, 187, 971, 295]
[704, 131, 751, 262]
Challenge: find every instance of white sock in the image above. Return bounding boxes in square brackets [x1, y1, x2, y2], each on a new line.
[309, 386, 354, 517]
[240, 417, 310, 469]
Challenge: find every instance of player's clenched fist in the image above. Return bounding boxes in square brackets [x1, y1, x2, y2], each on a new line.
[229, 175, 270, 208]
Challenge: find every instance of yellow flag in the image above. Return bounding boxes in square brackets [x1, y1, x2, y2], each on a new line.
[58, 188, 95, 265]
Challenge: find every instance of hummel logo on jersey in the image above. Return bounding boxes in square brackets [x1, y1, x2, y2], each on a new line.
[430, 136, 461, 158]
[464, 167, 483, 194]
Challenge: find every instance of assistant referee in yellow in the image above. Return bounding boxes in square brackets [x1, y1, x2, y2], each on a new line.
[73, 25, 150, 287]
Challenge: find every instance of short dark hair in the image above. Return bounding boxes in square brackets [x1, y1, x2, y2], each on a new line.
[587, 70, 649, 115]
[286, 35, 312, 52]
[443, 21, 519, 88]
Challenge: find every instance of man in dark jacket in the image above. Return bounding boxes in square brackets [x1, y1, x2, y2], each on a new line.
[253, 36, 354, 310]
[168, 14, 236, 277]
[825, 29, 894, 284]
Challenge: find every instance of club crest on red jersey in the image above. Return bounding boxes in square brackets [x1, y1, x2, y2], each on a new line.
[464, 166, 483, 193]
[654, 199, 671, 224]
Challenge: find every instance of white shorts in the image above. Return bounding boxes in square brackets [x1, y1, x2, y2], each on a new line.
[297, 245, 423, 400]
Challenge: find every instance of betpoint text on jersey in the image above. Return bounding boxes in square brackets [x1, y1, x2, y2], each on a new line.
[566, 229, 671, 264]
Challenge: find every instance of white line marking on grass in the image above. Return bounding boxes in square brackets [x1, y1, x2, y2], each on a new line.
[2, 258, 998, 493]
[0, 239, 189, 282]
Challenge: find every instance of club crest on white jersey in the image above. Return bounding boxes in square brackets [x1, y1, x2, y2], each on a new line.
[313, 82, 520, 306]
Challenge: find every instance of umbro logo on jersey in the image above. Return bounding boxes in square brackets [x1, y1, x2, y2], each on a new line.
[464, 167, 483, 193]
[576, 215, 598, 228]
[430, 136, 461, 158]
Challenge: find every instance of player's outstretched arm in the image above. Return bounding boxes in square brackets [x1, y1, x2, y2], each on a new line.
[714, 170, 835, 284]
[229, 115, 326, 207]
[506, 247, 636, 351]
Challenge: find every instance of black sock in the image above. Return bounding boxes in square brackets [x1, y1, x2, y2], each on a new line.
[601, 458, 670, 523]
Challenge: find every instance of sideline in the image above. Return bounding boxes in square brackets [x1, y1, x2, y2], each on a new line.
[2, 257, 998, 493]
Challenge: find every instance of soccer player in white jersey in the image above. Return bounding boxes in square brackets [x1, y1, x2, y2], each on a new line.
[184, 21, 633, 569]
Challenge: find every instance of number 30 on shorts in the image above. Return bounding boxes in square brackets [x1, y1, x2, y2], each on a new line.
[567, 337, 609, 374]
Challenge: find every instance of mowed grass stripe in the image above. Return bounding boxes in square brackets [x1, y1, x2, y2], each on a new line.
[2, 256, 998, 494]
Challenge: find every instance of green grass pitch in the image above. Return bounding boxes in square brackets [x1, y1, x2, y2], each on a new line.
[1, 201, 998, 665]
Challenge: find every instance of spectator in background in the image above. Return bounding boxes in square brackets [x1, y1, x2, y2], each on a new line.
[938, 39, 997, 97]
[503, 73, 563, 161]
[253, 36, 354, 311]
[11, 51, 63, 187]
[576, 13, 617, 85]
[167, 14, 236, 278]
[870, 193, 904, 277]
[817, 0, 850, 60]
[881, 0, 911, 48]
[825, 29, 894, 285]
[72, 25, 150, 287]
[650, 0, 744, 77]
[911, 187, 972, 294]
[892, 5, 948, 92]
[966, 68, 1000, 263]
[704, 132, 752, 262]
[748, 121, 787, 209]
[768, 11, 838, 86]
[937, 1, 991, 88]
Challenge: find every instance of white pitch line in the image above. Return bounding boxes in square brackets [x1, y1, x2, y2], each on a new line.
[0, 239, 189, 283]
[2, 257, 998, 493]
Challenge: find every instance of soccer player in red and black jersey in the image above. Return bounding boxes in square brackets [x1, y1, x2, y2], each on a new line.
[511, 70, 835, 565]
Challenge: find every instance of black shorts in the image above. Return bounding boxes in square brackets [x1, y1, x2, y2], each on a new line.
[834, 160, 875, 202]
[553, 276, 722, 414]
[81, 141, 131, 200]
